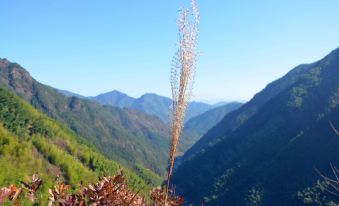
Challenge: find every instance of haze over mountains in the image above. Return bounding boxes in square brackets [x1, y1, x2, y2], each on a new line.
[1, 47, 339, 206]
[172, 48, 339, 205]
[59, 88, 243, 152]
[0, 58, 240, 177]
[59, 89, 227, 123]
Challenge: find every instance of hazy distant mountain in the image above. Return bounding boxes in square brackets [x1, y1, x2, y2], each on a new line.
[129, 93, 171, 122]
[212, 101, 228, 107]
[172, 48, 339, 205]
[0, 58, 170, 175]
[91, 90, 239, 152]
[58, 89, 85, 98]
[180, 102, 242, 151]
[90, 90, 135, 108]
[186, 101, 216, 121]
[92, 91, 215, 123]
[61, 89, 238, 125]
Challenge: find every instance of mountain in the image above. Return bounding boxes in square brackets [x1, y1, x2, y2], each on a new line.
[183, 56, 328, 161]
[0, 58, 169, 175]
[130, 93, 172, 123]
[179, 102, 242, 151]
[57, 89, 85, 98]
[186, 101, 216, 122]
[91, 90, 241, 153]
[0, 87, 160, 205]
[92, 91, 215, 123]
[212, 101, 228, 107]
[172, 48, 339, 205]
[91, 90, 135, 108]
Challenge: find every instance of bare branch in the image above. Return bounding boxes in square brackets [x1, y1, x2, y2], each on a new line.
[330, 121, 339, 136]
[316, 165, 339, 197]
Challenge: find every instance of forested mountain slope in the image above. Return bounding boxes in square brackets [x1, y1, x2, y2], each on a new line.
[183, 52, 332, 161]
[172, 48, 339, 205]
[0, 58, 169, 175]
[179, 102, 242, 151]
[0, 87, 160, 205]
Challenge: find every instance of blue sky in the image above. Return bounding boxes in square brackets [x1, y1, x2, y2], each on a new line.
[1, 0, 339, 103]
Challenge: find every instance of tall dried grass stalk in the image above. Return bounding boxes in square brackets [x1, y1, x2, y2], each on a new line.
[317, 163, 339, 197]
[166, 0, 200, 200]
[316, 122, 339, 199]
[330, 121, 339, 136]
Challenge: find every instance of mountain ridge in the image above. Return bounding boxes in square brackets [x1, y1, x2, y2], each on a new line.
[0, 58, 170, 175]
[172, 47, 339, 205]
[179, 102, 243, 152]
[90, 90, 220, 123]
[182, 51, 334, 161]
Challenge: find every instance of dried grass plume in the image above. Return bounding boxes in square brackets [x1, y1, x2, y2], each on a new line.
[166, 0, 200, 199]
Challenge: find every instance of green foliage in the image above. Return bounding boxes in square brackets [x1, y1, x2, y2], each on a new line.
[287, 67, 322, 108]
[245, 186, 264, 206]
[288, 87, 307, 108]
[32, 136, 96, 186]
[296, 181, 338, 205]
[0, 126, 54, 205]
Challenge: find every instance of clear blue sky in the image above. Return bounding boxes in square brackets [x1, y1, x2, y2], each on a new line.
[1, 0, 339, 103]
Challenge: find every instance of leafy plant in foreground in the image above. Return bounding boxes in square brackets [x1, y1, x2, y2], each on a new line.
[0, 174, 42, 205]
[0, 172, 183, 206]
[48, 170, 146, 206]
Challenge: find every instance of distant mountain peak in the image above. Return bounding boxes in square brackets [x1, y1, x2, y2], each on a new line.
[92, 91, 217, 123]
[101, 89, 128, 96]
[139, 93, 168, 99]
